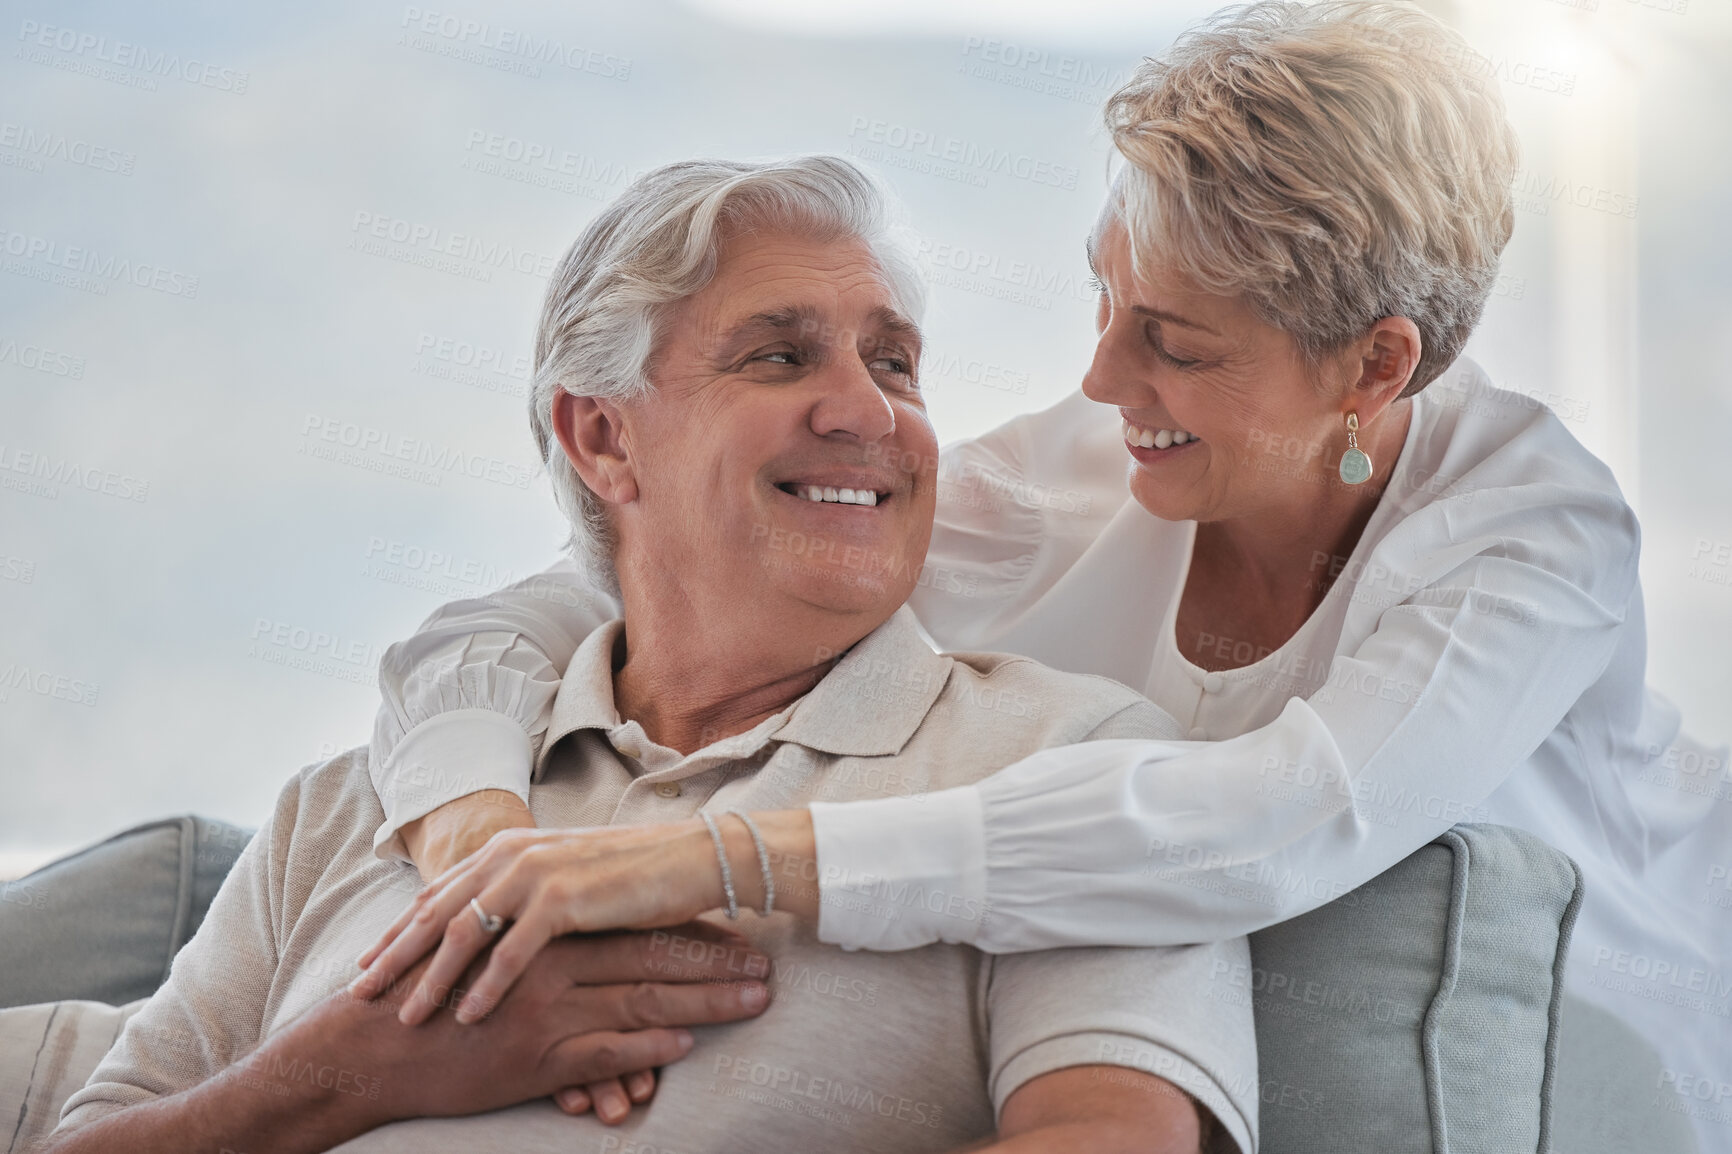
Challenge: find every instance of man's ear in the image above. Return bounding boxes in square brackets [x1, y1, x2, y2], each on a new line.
[552, 390, 638, 506]
[1346, 316, 1422, 426]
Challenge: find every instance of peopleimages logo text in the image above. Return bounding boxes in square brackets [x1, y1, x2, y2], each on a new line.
[0, 228, 199, 297]
[399, 8, 631, 79]
[16, 20, 250, 92]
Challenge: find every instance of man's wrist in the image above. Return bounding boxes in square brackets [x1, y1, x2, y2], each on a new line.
[207, 1047, 391, 1149]
[43, 1052, 390, 1154]
[229, 991, 404, 1142]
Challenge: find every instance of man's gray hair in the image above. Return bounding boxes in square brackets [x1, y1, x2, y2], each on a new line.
[529, 155, 926, 596]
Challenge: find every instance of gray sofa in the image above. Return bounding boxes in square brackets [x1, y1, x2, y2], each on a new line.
[0, 818, 1698, 1153]
[0, 816, 250, 1009]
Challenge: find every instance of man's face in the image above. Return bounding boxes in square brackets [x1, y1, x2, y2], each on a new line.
[611, 228, 938, 625]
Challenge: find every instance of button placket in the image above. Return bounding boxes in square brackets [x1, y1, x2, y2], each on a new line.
[611, 726, 780, 823]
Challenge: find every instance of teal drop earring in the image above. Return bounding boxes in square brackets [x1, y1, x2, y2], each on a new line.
[1339, 412, 1372, 485]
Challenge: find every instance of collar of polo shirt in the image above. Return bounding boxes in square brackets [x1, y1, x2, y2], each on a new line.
[535, 606, 951, 783]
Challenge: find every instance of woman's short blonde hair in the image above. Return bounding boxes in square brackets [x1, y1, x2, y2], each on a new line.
[1105, 0, 1519, 394]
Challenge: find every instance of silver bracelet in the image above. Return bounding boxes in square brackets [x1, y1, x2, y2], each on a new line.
[698, 811, 738, 920]
[726, 809, 775, 917]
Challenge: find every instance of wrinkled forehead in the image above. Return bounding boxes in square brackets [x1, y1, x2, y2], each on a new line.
[688, 229, 923, 353]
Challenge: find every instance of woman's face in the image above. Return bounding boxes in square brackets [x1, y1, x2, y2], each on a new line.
[1082, 216, 1359, 526]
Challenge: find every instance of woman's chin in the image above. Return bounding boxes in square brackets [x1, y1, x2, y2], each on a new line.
[1126, 472, 1206, 524]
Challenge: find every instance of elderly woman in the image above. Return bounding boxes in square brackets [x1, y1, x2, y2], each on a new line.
[357, 0, 1724, 1126]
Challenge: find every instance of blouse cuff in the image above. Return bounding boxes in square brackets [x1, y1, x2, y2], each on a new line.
[811, 785, 987, 951]
[371, 710, 534, 864]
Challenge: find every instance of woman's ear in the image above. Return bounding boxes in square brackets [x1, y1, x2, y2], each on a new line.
[1349, 316, 1423, 424]
[552, 390, 639, 506]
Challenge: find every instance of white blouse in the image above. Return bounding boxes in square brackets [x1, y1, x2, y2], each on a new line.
[367, 358, 1729, 1089]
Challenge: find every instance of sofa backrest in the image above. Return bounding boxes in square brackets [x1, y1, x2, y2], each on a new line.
[3, 817, 1589, 1154]
[0, 815, 253, 1009]
[1246, 823, 1582, 1154]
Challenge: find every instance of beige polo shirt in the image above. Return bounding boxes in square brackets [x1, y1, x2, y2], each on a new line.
[58, 607, 1258, 1153]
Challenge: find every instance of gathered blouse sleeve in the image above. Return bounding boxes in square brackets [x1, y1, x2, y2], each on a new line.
[366, 557, 617, 861]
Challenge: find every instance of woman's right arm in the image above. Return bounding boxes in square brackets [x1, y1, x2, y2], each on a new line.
[369, 556, 618, 875]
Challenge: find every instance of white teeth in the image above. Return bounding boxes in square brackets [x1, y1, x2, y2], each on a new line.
[794, 484, 879, 506]
[1123, 419, 1195, 451]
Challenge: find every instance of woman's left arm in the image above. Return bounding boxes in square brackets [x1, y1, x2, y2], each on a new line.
[359, 482, 1641, 984]
[814, 481, 1642, 952]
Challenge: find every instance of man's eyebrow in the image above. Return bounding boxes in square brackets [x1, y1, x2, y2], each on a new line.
[720, 304, 923, 347]
[728, 304, 821, 337]
[868, 305, 923, 346]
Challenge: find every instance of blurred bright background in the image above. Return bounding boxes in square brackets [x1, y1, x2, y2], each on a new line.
[2, 0, 1729, 874]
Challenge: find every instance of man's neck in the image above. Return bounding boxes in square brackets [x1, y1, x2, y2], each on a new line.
[610, 578, 884, 755]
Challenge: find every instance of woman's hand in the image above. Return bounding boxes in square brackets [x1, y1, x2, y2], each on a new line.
[354, 811, 815, 1028]
[398, 790, 537, 883]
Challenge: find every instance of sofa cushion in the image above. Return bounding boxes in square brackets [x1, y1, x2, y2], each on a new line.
[1245, 823, 1582, 1154]
[0, 817, 253, 1009]
[0, 998, 146, 1151]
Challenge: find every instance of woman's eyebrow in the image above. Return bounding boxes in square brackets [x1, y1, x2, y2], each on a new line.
[1132, 304, 1219, 337]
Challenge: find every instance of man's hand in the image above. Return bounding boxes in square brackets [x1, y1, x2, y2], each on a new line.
[43, 925, 771, 1154]
[399, 789, 537, 882]
[322, 926, 771, 1124]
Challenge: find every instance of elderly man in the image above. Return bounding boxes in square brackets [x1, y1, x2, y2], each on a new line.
[46, 156, 1256, 1154]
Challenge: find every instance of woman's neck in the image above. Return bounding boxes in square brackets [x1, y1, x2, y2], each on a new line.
[1177, 401, 1413, 670]
[1215, 401, 1412, 592]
